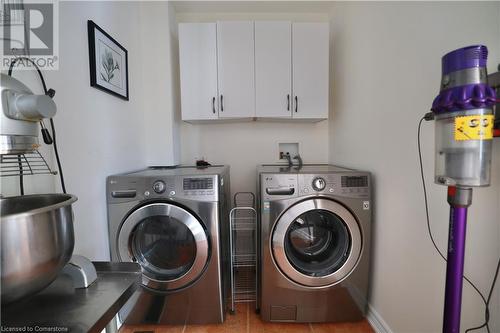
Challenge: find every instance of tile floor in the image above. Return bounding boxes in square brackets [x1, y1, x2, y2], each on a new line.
[119, 303, 375, 333]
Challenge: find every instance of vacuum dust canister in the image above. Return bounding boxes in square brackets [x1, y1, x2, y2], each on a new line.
[431, 45, 496, 187]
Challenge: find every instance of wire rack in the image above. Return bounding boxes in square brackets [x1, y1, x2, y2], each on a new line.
[1, 151, 57, 177]
[229, 192, 258, 314]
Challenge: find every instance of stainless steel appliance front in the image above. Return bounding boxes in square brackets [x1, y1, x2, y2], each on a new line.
[107, 166, 230, 325]
[258, 165, 372, 323]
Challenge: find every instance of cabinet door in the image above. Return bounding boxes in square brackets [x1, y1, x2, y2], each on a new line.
[255, 21, 292, 118]
[292, 22, 329, 120]
[217, 21, 255, 118]
[179, 23, 219, 121]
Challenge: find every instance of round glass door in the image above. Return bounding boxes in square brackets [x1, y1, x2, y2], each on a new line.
[117, 203, 209, 291]
[131, 216, 197, 280]
[272, 198, 362, 288]
[285, 209, 351, 277]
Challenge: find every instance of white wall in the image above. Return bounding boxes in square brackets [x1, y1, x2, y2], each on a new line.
[180, 121, 329, 197]
[328, 2, 500, 332]
[176, 3, 331, 198]
[49, 1, 148, 260]
[52, 1, 180, 259]
[140, 1, 181, 167]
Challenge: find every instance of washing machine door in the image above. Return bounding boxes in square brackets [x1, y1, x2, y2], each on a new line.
[271, 198, 362, 288]
[117, 202, 209, 291]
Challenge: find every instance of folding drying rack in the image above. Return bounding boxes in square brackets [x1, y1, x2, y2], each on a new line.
[229, 192, 258, 314]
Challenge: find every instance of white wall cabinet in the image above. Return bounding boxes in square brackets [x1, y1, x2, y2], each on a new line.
[179, 23, 219, 121]
[292, 22, 329, 120]
[179, 21, 329, 122]
[255, 21, 292, 118]
[217, 21, 255, 119]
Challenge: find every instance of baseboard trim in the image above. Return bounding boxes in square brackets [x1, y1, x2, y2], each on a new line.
[366, 304, 393, 333]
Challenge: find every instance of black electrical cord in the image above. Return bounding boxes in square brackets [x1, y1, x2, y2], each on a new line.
[8, 57, 67, 194]
[418, 114, 499, 333]
[17, 155, 24, 195]
[466, 257, 500, 333]
[48, 118, 66, 193]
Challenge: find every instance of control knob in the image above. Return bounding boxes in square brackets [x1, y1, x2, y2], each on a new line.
[152, 180, 166, 194]
[312, 177, 326, 191]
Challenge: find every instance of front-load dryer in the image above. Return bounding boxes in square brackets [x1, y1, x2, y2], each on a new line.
[107, 166, 230, 324]
[258, 165, 371, 323]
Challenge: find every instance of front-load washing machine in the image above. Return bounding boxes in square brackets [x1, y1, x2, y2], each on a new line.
[107, 166, 230, 324]
[258, 165, 371, 323]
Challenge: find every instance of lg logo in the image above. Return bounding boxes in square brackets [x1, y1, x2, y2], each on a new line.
[3, 3, 53, 55]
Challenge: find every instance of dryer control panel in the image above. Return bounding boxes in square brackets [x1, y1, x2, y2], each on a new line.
[180, 175, 217, 201]
[107, 174, 220, 203]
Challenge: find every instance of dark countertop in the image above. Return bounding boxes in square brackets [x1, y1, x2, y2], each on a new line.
[1, 262, 141, 333]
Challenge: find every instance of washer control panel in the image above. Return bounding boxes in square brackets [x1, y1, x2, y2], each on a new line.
[298, 173, 370, 198]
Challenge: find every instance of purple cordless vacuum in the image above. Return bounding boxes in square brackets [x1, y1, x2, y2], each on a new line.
[431, 45, 496, 333]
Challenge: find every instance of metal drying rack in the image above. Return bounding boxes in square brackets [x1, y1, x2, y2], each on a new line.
[229, 192, 258, 314]
[1, 150, 57, 177]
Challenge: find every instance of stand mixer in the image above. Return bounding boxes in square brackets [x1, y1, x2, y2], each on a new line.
[0, 69, 96, 304]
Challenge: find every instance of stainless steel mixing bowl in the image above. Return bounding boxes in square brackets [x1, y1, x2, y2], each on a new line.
[1, 194, 77, 304]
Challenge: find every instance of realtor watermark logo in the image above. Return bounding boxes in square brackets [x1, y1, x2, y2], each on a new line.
[1, 0, 59, 70]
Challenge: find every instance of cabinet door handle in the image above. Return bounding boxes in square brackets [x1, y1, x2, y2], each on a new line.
[220, 95, 224, 112]
[212, 97, 216, 114]
[294, 96, 298, 113]
[287, 94, 290, 111]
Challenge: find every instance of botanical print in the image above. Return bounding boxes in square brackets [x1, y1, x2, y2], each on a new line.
[98, 39, 122, 89]
[88, 20, 128, 100]
[101, 48, 119, 83]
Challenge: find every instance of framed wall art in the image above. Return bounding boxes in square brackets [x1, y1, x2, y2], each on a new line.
[88, 20, 129, 100]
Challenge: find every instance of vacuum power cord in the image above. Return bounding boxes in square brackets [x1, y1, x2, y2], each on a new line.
[466, 257, 500, 333]
[417, 115, 497, 333]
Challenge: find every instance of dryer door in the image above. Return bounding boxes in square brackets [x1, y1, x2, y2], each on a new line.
[271, 198, 362, 288]
[117, 202, 209, 291]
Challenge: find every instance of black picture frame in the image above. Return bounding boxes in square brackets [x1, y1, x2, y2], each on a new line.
[88, 20, 129, 100]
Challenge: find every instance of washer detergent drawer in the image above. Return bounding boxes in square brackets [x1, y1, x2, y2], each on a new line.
[261, 174, 298, 201]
